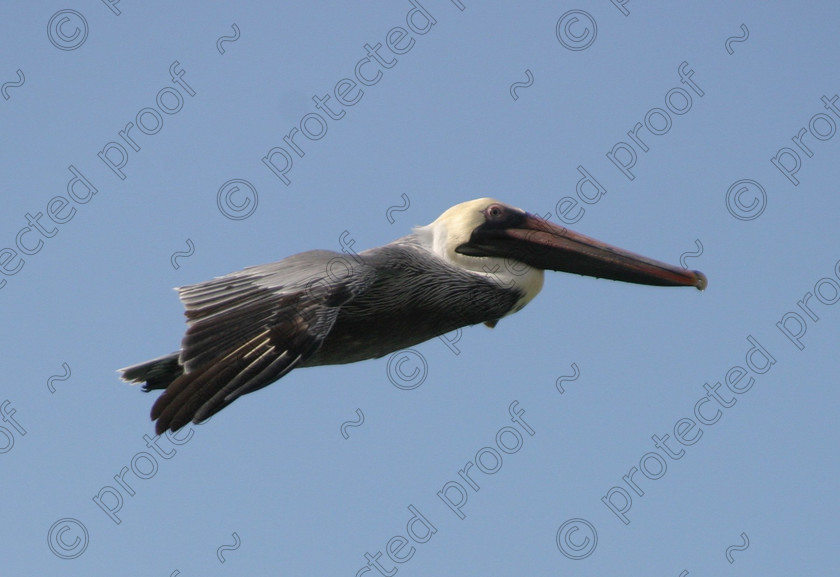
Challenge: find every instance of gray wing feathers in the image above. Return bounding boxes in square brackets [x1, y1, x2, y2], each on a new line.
[150, 251, 373, 433]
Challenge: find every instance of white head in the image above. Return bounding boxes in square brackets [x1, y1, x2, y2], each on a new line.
[413, 198, 545, 314]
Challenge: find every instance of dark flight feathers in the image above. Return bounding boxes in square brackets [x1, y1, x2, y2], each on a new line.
[121, 251, 373, 434]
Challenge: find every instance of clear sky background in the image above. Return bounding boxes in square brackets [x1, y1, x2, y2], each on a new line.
[1, 2, 838, 575]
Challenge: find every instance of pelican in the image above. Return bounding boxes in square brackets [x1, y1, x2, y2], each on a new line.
[121, 199, 706, 433]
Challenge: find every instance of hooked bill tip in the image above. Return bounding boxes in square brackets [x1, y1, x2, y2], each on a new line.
[693, 270, 708, 291]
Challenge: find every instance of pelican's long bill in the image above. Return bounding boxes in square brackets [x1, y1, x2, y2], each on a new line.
[455, 209, 707, 290]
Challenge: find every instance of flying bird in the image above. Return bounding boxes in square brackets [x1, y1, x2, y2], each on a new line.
[121, 199, 706, 433]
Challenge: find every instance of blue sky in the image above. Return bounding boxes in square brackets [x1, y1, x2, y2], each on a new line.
[1, 1, 838, 575]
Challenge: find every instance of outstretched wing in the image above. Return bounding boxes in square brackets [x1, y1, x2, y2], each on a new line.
[150, 250, 374, 433]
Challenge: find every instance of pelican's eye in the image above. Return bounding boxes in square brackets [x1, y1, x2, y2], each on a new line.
[486, 204, 505, 220]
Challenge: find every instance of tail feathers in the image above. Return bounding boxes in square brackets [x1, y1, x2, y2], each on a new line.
[119, 352, 183, 391]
